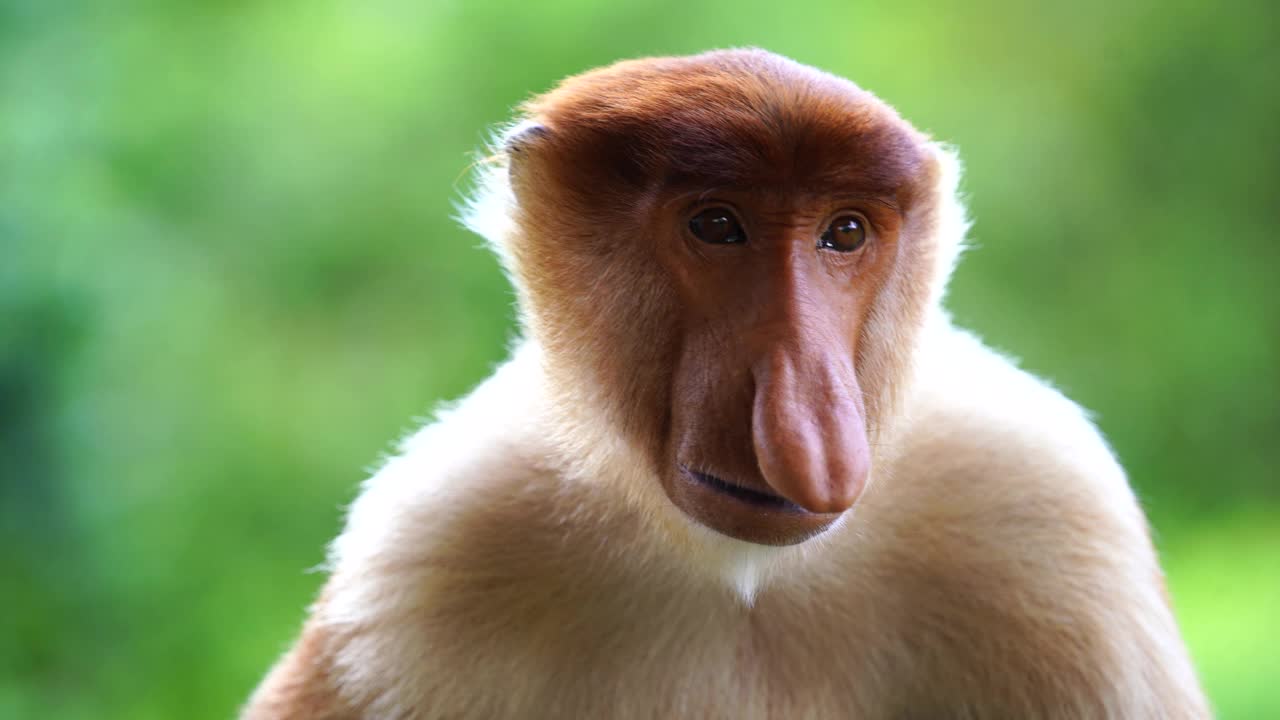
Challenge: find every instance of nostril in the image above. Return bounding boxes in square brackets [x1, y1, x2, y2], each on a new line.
[814, 482, 862, 514]
[754, 447, 869, 514]
[788, 482, 856, 515]
[822, 455, 870, 513]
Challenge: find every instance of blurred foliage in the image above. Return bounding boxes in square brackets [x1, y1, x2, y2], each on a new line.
[1, 0, 1277, 717]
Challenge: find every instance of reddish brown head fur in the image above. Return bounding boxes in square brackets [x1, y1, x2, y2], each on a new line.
[503, 49, 944, 545]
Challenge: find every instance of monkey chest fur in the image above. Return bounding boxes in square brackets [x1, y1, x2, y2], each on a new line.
[324, 481, 1125, 720]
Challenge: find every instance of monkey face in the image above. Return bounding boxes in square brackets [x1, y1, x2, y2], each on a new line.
[655, 192, 904, 545]
[503, 50, 943, 546]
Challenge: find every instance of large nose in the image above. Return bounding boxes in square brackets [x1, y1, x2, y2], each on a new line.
[744, 247, 870, 514]
[751, 345, 870, 514]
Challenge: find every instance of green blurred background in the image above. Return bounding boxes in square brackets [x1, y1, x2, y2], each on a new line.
[2, 0, 1277, 717]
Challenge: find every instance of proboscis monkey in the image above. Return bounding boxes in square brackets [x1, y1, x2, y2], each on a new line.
[244, 49, 1209, 719]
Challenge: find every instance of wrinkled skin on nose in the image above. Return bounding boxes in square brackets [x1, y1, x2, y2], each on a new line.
[662, 235, 876, 545]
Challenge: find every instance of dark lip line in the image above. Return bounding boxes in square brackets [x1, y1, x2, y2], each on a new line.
[681, 466, 805, 514]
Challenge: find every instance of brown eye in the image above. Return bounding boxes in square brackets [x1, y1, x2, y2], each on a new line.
[819, 215, 867, 253]
[689, 207, 746, 245]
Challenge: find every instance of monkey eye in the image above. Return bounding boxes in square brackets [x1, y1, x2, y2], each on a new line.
[819, 215, 867, 253]
[689, 207, 747, 245]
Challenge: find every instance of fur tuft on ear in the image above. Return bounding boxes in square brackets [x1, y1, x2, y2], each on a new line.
[456, 130, 521, 278]
[502, 120, 551, 156]
[925, 142, 971, 309]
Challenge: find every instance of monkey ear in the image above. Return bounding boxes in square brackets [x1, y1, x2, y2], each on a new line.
[502, 120, 551, 158]
[502, 120, 551, 190]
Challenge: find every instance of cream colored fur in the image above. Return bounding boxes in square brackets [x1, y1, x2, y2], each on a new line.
[244, 144, 1209, 719]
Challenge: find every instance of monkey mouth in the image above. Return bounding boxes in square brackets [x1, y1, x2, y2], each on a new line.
[668, 464, 842, 545]
[681, 467, 804, 513]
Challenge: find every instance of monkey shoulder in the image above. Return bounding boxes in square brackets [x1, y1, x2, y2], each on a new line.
[887, 322, 1149, 548]
[854, 324, 1202, 717]
[880, 323, 1159, 612]
[292, 347, 656, 716]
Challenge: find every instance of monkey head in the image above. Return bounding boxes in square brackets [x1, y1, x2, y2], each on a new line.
[482, 49, 959, 547]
